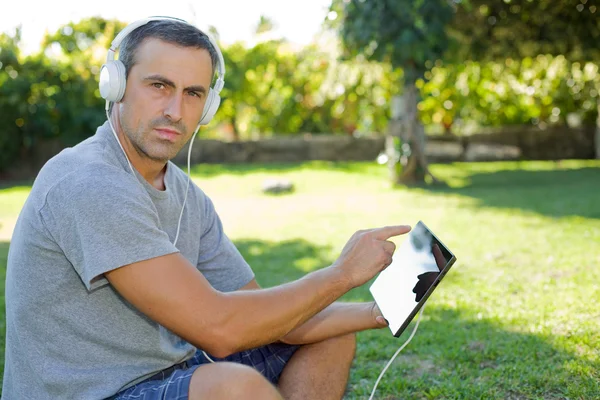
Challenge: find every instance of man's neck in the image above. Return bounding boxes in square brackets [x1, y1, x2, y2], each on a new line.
[131, 154, 167, 191]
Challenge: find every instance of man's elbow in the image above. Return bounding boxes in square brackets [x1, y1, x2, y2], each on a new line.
[197, 326, 239, 359]
[201, 343, 234, 359]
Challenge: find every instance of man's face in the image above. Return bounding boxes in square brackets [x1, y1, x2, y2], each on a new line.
[118, 38, 214, 163]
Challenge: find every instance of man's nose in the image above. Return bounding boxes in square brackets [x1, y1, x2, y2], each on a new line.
[163, 94, 183, 122]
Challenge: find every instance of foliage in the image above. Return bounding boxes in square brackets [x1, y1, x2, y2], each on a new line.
[0, 31, 22, 171]
[418, 56, 600, 133]
[254, 15, 276, 35]
[329, 0, 454, 81]
[0, 19, 128, 172]
[450, 0, 600, 63]
[40, 17, 125, 63]
[439, 0, 600, 133]
[329, 0, 600, 135]
[0, 35, 104, 172]
[218, 40, 400, 138]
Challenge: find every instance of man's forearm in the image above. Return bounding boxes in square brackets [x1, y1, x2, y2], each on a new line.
[216, 267, 353, 355]
[280, 301, 381, 345]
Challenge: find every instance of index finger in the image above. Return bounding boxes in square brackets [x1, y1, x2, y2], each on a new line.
[372, 225, 412, 240]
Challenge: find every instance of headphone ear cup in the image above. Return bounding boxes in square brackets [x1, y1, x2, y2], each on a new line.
[99, 60, 127, 103]
[198, 88, 221, 125]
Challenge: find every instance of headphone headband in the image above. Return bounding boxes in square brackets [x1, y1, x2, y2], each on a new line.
[106, 16, 225, 94]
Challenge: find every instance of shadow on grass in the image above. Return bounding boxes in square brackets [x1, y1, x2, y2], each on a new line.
[417, 166, 600, 220]
[233, 238, 334, 288]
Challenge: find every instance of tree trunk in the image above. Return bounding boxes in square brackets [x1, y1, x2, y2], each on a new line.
[386, 79, 439, 185]
[231, 114, 240, 142]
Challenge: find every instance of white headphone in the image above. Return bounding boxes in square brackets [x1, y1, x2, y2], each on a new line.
[99, 16, 226, 126]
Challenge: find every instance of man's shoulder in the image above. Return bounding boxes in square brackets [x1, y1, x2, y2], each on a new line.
[41, 152, 127, 191]
[34, 140, 137, 209]
[38, 122, 122, 179]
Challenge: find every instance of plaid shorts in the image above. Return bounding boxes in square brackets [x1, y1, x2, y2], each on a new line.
[109, 343, 299, 400]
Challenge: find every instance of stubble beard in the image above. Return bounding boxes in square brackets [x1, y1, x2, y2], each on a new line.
[119, 110, 188, 163]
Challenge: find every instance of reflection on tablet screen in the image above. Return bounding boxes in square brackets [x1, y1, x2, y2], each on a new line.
[369, 221, 455, 337]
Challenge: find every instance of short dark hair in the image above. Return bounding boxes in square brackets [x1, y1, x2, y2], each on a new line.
[118, 19, 219, 79]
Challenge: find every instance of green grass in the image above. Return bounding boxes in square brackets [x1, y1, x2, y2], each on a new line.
[1, 160, 599, 399]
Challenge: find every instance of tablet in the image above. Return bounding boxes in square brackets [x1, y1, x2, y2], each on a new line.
[369, 221, 457, 337]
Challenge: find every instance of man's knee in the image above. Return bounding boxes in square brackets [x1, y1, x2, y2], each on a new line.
[306, 333, 356, 364]
[189, 361, 282, 400]
[333, 333, 357, 361]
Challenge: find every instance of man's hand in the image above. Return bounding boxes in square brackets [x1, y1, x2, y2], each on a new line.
[370, 302, 388, 328]
[333, 225, 411, 288]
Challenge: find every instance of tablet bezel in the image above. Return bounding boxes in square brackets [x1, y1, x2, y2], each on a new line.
[369, 220, 457, 338]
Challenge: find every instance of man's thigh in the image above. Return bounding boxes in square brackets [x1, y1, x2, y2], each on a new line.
[111, 343, 299, 399]
[112, 366, 199, 400]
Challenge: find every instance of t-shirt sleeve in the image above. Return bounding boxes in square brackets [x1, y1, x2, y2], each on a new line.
[39, 164, 179, 291]
[195, 192, 255, 293]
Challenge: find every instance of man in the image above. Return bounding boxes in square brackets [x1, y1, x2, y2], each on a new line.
[2, 18, 410, 399]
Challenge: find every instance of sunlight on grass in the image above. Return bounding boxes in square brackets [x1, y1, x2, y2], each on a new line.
[0, 186, 32, 241]
[1, 160, 599, 398]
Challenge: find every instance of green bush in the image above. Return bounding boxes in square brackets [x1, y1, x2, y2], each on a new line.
[0, 29, 106, 172]
[418, 56, 599, 134]
[216, 40, 400, 139]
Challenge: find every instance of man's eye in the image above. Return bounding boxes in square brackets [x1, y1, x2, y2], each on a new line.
[188, 91, 201, 98]
[152, 83, 165, 89]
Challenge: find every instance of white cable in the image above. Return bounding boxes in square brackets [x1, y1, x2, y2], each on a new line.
[369, 304, 426, 400]
[202, 350, 215, 363]
[173, 129, 197, 247]
[105, 105, 196, 248]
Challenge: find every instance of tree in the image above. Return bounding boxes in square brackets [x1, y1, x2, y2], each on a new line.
[37, 18, 128, 146]
[330, 0, 455, 185]
[449, 0, 600, 159]
[255, 15, 276, 35]
[449, 0, 600, 63]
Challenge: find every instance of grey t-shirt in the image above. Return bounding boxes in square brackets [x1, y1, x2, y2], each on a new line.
[2, 121, 255, 399]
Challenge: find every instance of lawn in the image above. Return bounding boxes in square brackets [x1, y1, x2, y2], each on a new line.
[1, 160, 599, 399]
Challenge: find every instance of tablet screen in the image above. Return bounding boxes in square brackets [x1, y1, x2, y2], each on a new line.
[369, 221, 456, 337]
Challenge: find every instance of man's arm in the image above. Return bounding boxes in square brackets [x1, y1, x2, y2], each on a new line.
[105, 225, 408, 358]
[240, 279, 388, 345]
